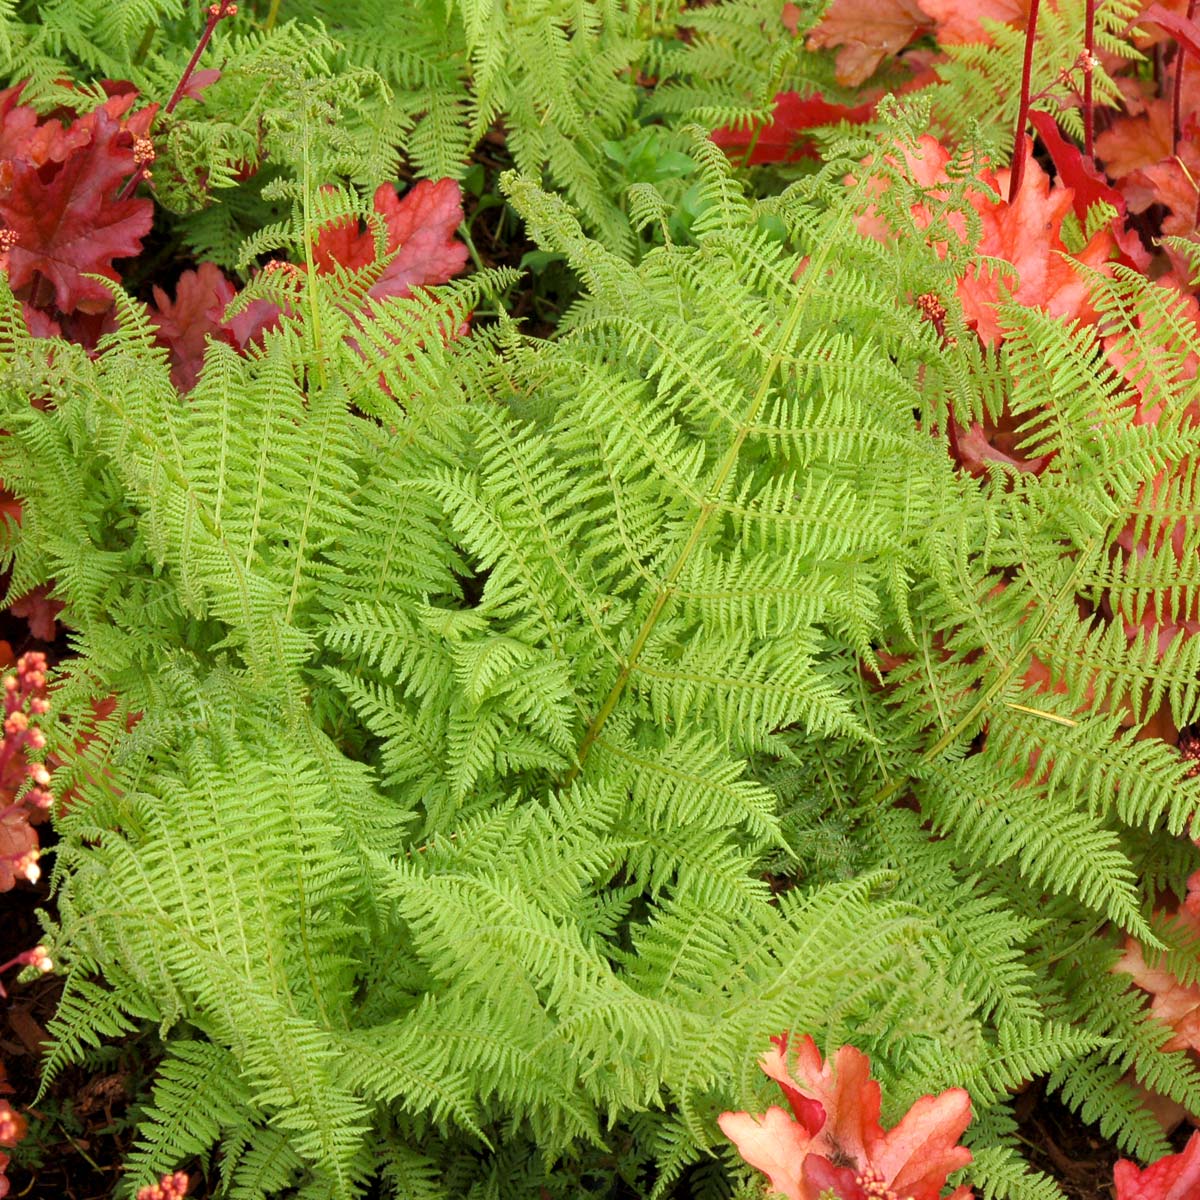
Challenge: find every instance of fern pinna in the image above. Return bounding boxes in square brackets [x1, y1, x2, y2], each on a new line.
[2, 31, 1200, 1200]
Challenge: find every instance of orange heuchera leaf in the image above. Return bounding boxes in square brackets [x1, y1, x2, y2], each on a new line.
[718, 1033, 974, 1200]
[858, 135, 1114, 346]
[916, 0, 1042, 46]
[1121, 143, 1200, 240]
[1096, 98, 1177, 179]
[1114, 1129, 1200, 1200]
[805, 0, 931, 85]
[962, 141, 1114, 345]
[1116, 871, 1200, 1055]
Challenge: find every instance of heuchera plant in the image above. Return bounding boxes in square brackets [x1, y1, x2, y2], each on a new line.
[718, 1034, 974, 1200]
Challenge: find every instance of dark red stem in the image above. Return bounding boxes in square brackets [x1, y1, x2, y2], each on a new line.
[1173, 0, 1200, 157]
[1009, 0, 1042, 203]
[1083, 0, 1096, 159]
[117, 1, 234, 202]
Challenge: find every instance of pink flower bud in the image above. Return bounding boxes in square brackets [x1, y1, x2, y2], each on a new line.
[28, 764, 50, 786]
[25, 946, 52, 973]
[13, 850, 39, 884]
[0, 1099, 26, 1147]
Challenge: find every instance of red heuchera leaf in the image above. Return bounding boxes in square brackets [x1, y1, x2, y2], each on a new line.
[221, 179, 469, 354]
[0, 93, 154, 313]
[180, 68, 221, 104]
[1027, 109, 1150, 271]
[150, 262, 238, 391]
[712, 92, 876, 165]
[805, 0, 931, 85]
[1114, 1129, 1200, 1200]
[718, 1033, 974, 1200]
[1142, 3, 1200, 57]
[312, 179, 468, 302]
[9, 585, 63, 642]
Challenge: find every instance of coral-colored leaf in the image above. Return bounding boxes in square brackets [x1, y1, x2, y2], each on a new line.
[806, 0, 930, 85]
[9, 586, 63, 642]
[0, 100, 153, 313]
[1114, 1129, 1200, 1200]
[718, 1106, 813, 1199]
[720, 1035, 973, 1200]
[313, 179, 468, 302]
[150, 262, 237, 391]
[0, 816, 37, 893]
[872, 1089, 974, 1200]
[1117, 906, 1200, 1052]
[712, 92, 875, 165]
[917, 0, 1035, 46]
[860, 136, 1114, 345]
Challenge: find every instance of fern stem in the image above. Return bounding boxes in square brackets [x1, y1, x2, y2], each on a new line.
[265, 0, 282, 32]
[299, 112, 329, 394]
[564, 181, 870, 782]
[133, 20, 157, 67]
